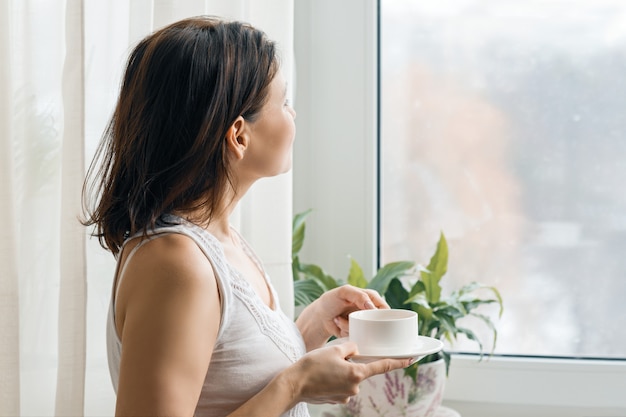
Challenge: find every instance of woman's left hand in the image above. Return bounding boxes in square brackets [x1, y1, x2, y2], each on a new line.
[295, 285, 389, 351]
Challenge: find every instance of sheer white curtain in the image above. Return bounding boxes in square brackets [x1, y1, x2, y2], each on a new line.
[0, 1, 294, 415]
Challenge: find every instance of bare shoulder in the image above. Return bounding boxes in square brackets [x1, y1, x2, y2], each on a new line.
[115, 232, 219, 336]
[114, 232, 221, 416]
[123, 232, 214, 290]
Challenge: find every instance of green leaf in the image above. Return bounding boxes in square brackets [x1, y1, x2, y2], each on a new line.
[347, 257, 368, 288]
[456, 281, 482, 294]
[292, 209, 312, 256]
[421, 232, 448, 304]
[405, 290, 434, 329]
[469, 312, 498, 354]
[407, 279, 426, 300]
[414, 303, 434, 334]
[293, 279, 325, 306]
[428, 232, 449, 280]
[487, 286, 504, 318]
[403, 361, 418, 383]
[292, 256, 302, 281]
[367, 261, 415, 294]
[384, 278, 410, 310]
[433, 302, 464, 320]
[440, 295, 468, 316]
[299, 263, 340, 291]
[441, 350, 451, 376]
[456, 282, 504, 318]
[455, 326, 484, 357]
[432, 310, 458, 343]
[422, 316, 441, 339]
[460, 298, 498, 313]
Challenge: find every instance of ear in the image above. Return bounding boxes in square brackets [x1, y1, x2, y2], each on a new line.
[225, 116, 250, 160]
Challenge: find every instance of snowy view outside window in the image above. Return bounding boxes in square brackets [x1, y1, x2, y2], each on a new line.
[380, 0, 626, 358]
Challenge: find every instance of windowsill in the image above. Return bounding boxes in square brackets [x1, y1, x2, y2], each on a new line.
[442, 400, 626, 417]
[310, 401, 626, 417]
[444, 353, 626, 412]
[308, 354, 626, 417]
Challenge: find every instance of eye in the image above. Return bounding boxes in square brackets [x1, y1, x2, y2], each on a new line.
[284, 99, 291, 107]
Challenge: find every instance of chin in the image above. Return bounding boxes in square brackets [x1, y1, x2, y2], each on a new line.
[278, 157, 293, 174]
[262, 156, 293, 178]
[263, 166, 292, 179]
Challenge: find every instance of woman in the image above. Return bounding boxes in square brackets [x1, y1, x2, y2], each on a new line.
[82, 16, 411, 417]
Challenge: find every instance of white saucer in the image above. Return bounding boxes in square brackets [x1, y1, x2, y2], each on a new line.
[328, 336, 444, 363]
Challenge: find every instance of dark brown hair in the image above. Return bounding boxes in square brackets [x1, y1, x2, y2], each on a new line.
[82, 16, 279, 254]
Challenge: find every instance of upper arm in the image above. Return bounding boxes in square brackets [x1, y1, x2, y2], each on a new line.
[114, 234, 221, 416]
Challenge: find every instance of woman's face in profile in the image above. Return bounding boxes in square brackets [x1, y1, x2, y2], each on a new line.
[240, 71, 297, 178]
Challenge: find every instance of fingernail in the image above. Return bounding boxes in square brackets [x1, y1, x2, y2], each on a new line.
[365, 301, 376, 309]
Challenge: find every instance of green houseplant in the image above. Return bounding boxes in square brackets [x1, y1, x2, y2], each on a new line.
[292, 210, 503, 378]
[293, 211, 503, 416]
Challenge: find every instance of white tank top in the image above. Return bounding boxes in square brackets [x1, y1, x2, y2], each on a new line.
[106, 215, 309, 417]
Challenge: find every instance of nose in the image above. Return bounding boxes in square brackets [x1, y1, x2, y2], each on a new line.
[289, 106, 296, 120]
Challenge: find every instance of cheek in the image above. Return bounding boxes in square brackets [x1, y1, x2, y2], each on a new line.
[272, 115, 295, 149]
[284, 115, 296, 145]
[275, 119, 295, 171]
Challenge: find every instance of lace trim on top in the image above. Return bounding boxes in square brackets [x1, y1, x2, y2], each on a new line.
[287, 402, 309, 417]
[168, 216, 305, 363]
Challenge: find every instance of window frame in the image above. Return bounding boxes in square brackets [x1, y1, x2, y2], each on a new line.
[292, 0, 626, 413]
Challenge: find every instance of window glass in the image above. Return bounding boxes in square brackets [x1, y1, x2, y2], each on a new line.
[380, 0, 626, 358]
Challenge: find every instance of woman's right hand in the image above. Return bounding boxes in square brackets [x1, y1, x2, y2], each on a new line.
[282, 341, 413, 405]
[228, 340, 412, 416]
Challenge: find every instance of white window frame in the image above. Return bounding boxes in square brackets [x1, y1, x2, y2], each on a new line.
[292, 0, 626, 415]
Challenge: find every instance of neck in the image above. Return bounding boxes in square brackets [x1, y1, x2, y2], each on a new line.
[177, 180, 253, 242]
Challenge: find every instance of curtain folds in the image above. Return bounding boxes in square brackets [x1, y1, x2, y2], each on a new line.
[0, 1, 294, 415]
[0, 2, 21, 416]
[56, 0, 87, 415]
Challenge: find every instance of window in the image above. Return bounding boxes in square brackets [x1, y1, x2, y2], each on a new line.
[294, 0, 626, 413]
[380, 0, 626, 359]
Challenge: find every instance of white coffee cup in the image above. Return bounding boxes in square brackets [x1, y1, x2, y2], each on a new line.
[349, 309, 419, 356]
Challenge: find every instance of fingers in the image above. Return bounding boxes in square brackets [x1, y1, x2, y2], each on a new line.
[327, 286, 388, 338]
[331, 340, 359, 358]
[338, 285, 387, 311]
[332, 316, 349, 338]
[361, 357, 414, 379]
[363, 288, 389, 309]
[326, 340, 412, 377]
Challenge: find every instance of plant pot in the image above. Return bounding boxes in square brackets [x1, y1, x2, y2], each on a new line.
[321, 358, 446, 417]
